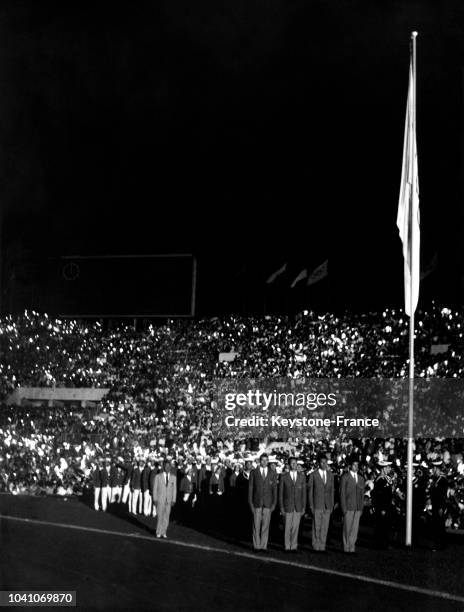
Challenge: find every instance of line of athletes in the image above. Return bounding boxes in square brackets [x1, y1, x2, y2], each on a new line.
[91, 451, 448, 550]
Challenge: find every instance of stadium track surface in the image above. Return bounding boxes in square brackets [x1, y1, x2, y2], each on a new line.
[1, 494, 464, 611]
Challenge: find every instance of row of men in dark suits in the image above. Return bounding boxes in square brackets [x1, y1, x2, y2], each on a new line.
[92, 452, 449, 550]
[248, 452, 365, 553]
[248, 452, 449, 553]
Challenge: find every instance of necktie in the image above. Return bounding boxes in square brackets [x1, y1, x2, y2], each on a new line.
[293, 472, 296, 483]
[165, 473, 169, 487]
[323, 471, 326, 484]
[262, 469, 265, 479]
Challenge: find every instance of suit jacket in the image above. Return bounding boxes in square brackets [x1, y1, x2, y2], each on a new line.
[198, 466, 211, 494]
[209, 471, 225, 494]
[279, 472, 306, 513]
[431, 475, 448, 511]
[91, 468, 101, 487]
[308, 469, 334, 512]
[372, 476, 393, 511]
[122, 463, 133, 486]
[248, 467, 277, 510]
[191, 466, 201, 490]
[100, 467, 110, 487]
[339, 472, 365, 512]
[180, 475, 197, 495]
[153, 472, 177, 505]
[141, 466, 151, 492]
[130, 467, 142, 490]
[236, 472, 250, 491]
[109, 465, 123, 487]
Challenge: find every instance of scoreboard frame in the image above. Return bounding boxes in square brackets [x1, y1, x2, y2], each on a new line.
[57, 253, 197, 318]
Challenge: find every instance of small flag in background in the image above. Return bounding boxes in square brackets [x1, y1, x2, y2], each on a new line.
[290, 268, 307, 288]
[266, 263, 287, 284]
[307, 259, 328, 287]
[397, 52, 420, 317]
[420, 253, 437, 281]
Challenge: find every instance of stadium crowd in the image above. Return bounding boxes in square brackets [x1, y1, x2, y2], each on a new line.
[0, 305, 463, 538]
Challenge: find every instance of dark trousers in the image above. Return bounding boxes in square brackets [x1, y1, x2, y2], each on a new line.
[431, 510, 446, 550]
[375, 510, 390, 549]
[180, 497, 195, 525]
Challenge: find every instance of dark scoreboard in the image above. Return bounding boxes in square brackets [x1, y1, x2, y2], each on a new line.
[39, 254, 196, 318]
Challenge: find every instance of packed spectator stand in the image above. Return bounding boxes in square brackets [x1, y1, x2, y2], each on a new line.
[0, 305, 463, 529]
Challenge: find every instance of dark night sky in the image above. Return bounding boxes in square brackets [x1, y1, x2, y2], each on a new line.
[1, 0, 464, 315]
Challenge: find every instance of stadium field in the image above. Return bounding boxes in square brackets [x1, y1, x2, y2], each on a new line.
[1, 495, 463, 611]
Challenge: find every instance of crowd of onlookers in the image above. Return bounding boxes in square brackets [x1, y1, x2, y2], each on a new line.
[0, 305, 464, 528]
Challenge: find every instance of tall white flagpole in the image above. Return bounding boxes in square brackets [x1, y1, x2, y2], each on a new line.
[406, 30, 418, 548]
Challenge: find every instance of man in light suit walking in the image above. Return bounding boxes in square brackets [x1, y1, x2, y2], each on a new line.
[308, 453, 334, 552]
[248, 453, 277, 552]
[153, 460, 177, 538]
[279, 457, 306, 552]
[339, 457, 365, 553]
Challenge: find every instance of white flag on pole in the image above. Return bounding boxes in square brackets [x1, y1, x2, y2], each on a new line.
[420, 252, 437, 281]
[397, 59, 420, 317]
